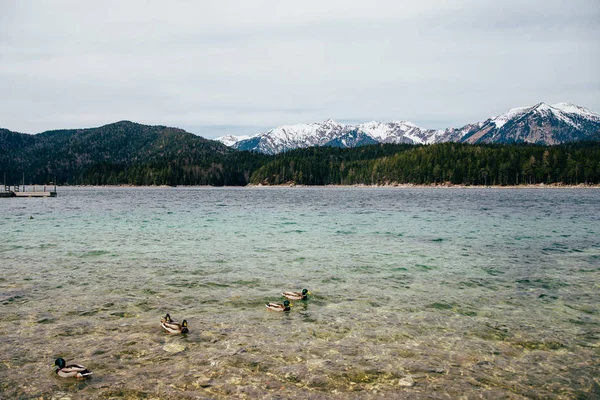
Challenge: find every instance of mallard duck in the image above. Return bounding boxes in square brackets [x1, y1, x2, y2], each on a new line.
[266, 300, 292, 311]
[282, 289, 311, 301]
[160, 313, 189, 334]
[54, 358, 93, 379]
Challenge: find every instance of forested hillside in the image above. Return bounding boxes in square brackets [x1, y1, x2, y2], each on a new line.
[250, 142, 600, 186]
[0, 121, 269, 186]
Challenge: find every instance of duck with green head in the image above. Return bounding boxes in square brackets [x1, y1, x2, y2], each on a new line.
[160, 313, 189, 334]
[266, 300, 292, 311]
[54, 358, 93, 379]
[282, 289, 311, 301]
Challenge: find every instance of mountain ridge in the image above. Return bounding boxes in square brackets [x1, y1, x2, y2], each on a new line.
[2, 119, 600, 187]
[216, 102, 600, 154]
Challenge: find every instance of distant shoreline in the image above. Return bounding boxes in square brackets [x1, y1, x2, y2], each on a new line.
[259, 183, 600, 189]
[55, 183, 600, 189]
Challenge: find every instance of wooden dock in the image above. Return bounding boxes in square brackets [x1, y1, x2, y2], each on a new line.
[2, 185, 57, 198]
[13, 191, 57, 197]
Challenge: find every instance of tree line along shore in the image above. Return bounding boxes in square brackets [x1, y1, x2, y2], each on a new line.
[3, 141, 599, 187]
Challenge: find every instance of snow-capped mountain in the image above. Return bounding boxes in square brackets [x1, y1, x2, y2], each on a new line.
[216, 120, 467, 154]
[462, 102, 600, 144]
[216, 102, 600, 154]
[231, 119, 346, 155]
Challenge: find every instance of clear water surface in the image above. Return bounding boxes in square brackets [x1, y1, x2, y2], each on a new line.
[1, 187, 599, 399]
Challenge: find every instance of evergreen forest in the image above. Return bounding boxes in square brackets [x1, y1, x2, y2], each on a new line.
[250, 142, 600, 186]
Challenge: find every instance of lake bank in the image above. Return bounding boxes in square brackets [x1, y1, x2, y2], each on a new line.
[258, 182, 600, 189]
[32, 182, 600, 190]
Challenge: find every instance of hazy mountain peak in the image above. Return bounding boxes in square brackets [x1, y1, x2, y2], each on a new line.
[217, 134, 246, 147]
[322, 118, 343, 126]
[391, 120, 419, 128]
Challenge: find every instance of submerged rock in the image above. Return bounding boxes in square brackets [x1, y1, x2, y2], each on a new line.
[163, 343, 186, 353]
[307, 374, 329, 388]
[306, 358, 333, 369]
[398, 376, 415, 387]
[51, 393, 72, 400]
[110, 311, 136, 318]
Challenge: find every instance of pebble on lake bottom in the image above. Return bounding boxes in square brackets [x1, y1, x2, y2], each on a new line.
[162, 343, 186, 353]
[398, 376, 415, 387]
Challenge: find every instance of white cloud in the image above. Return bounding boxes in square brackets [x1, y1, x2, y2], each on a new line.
[1, 0, 598, 137]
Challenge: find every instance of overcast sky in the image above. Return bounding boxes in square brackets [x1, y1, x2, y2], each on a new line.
[1, 0, 598, 138]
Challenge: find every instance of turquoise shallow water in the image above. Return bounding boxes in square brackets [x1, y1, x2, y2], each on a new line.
[1, 187, 599, 399]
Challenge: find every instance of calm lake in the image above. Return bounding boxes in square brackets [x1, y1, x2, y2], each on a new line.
[1, 187, 599, 399]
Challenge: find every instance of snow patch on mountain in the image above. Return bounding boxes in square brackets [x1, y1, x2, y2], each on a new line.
[356, 121, 390, 140]
[551, 102, 600, 119]
[491, 106, 530, 129]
